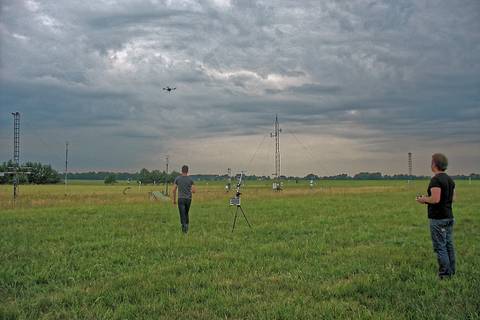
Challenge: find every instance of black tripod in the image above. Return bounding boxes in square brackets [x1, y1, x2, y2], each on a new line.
[228, 172, 252, 232]
[230, 197, 252, 232]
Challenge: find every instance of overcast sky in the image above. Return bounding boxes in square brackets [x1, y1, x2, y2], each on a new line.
[1, 0, 479, 176]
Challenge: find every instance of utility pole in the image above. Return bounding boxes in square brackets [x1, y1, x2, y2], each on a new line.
[408, 152, 413, 185]
[64, 141, 69, 196]
[408, 152, 412, 177]
[270, 114, 282, 190]
[164, 155, 169, 196]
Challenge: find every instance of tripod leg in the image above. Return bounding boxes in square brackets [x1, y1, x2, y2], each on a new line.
[239, 206, 252, 228]
[232, 206, 239, 232]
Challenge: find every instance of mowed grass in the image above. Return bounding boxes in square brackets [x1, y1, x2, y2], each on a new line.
[0, 181, 479, 319]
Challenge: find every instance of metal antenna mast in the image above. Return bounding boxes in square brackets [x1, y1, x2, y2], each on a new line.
[270, 114, 282, 179]
[1, 113, 32, 206]
[64, 141, 69, 196]
[12, 112, 20, 201]
[13, 113, 20, 165]
[407, 152, 413, 186]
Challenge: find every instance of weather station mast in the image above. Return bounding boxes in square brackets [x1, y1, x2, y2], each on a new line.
[270, 114, 282, 191]
[4, 112, 32, 207]
[12, 112, 20, 200]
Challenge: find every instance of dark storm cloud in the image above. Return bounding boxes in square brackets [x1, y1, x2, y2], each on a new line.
[1, 0, 479, 173]
[86, 10, 190, 29]
[266, 83, 343, 95]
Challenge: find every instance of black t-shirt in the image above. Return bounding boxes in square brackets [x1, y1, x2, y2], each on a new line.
[427, 173, 455, 219]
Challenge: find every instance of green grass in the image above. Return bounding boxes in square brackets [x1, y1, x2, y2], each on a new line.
[1, 181, 479, 319]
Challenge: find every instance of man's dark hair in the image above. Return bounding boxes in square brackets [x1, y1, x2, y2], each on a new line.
[432, 153, 448, 171]
[182, 165, 189, 174]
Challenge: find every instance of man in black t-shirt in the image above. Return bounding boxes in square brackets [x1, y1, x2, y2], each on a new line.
[172, 165, 196, 233]
[416, 153, 456, 278]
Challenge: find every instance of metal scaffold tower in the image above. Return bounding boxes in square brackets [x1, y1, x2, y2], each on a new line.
[12, 112, 20, 200]
[270, 114, 282, 190]
[408, 152, 413, 186]
[4, 112, 31, 206]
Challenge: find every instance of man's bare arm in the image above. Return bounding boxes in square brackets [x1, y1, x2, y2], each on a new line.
[417, 187, 441, 204]
[192, 185, 197, 194]
[172, 184, 177, 204]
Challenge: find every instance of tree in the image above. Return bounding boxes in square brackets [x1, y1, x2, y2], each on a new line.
[0, 161, 61, 184]
[305, 173, 319, 180]
[150, 170, 166, 184]
[138, 168, 152, 184]
[25, 162, 61, 184]
[353, 172, 383, 180]
[104, 174, 117, 184]
[168, 171, 180, 183]
[103, 173, 117, 184]
[0, 161, 13, 184]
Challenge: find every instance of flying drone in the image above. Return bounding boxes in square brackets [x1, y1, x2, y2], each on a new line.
[162, 86, 176, 92]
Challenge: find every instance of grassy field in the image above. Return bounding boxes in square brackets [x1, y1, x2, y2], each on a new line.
[1, 180, 479, 319]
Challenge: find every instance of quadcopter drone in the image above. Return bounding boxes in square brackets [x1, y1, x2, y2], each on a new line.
[162, 86, 176, 93]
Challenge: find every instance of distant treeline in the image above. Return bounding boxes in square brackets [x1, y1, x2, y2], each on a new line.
[0, 161, 61, 184]
[68, 171, 480, 182]
[2, 160, 479, 184]
[68, 168, 182, 184]
[306, 172, 480, 180]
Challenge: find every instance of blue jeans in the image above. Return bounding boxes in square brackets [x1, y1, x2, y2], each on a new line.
[429, 218, 455, 276]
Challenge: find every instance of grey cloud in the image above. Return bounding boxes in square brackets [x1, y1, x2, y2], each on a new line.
[86, 10, 191, 29]
[1, 0, 479, 174]
[266, 83, 343, 95]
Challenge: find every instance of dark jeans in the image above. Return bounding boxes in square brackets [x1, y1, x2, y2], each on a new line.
[429, 218, 455, 277]
[178, 198, 192, 232]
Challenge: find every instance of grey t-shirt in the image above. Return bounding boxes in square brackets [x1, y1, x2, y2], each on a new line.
[174, 175, 195, 199]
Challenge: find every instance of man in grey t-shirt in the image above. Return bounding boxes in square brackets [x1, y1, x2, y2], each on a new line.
[172, 165, 196, 233]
